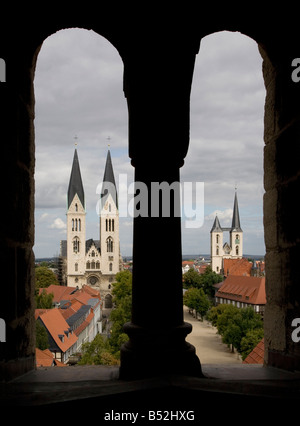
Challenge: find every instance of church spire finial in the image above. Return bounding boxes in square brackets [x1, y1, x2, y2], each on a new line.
[231, 189, 242, 232]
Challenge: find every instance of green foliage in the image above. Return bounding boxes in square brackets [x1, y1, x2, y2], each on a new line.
[240, 328, 264, 360]
[78, 334, 119, 365]
[183, 266, 223, 298]
[35, 266, 59, 288]
[80, 270, 133, 364]
[35, 289, 54, 309]
[199, 266, 224, 298]
[183, 287, 211, 320]
[183, 269, 202, 289]
[36, 320, 49, 350]
[207, 304, 264, 356]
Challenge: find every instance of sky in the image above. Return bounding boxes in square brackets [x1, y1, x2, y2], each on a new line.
[34, 29, 266, 259]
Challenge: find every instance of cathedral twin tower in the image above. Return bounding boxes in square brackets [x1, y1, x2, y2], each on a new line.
[60, 147, 121, 306]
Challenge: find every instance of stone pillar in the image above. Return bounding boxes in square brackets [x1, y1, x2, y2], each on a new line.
[120, 45, 202, 379]
[260, 44, 300, 371]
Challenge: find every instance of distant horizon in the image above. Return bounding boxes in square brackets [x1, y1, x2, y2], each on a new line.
[35, 252, 265, 262]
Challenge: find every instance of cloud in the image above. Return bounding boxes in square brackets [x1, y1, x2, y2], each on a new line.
[49, 218, 66, 230]
[33, 28, 266, 257]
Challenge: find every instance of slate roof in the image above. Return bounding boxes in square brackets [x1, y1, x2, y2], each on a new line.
[67, 148, 85, 209]
[100, 149, 118, 208]
[231, 191, 242, 231]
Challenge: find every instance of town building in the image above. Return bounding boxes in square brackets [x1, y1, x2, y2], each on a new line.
[36, 285, 102, 364]
[210, 191, 243, 274]
[60, 148, 122, 308]
[214, 274, 266, 316]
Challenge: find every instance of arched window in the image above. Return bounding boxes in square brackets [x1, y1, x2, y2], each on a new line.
[106, 219, 108, 231]
[91, 260, 95, 269]
[86, 261, 90, 269]
[216, 234, 219, 244]
[75, 203, 78, 212]
[91, 250, 95, 257]
[75, 218, 78, 231]
[107, 237, 113, 252]
[109, 219, 111, 231]
[112, 219, 114, 232]
[72, 219, 74, 231]
[236, 246, 239, 255]
[96, 261, 100, 269]
[78, 218, 81, 232]
[109, 262, 112, 272]
[75, 263, 78, 272]
[216, 246, 219, 255]
[73, 237, 80, 253]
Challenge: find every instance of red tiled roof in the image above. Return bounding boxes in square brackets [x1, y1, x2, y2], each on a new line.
[223, 258, 252, 277]
[36, 348, 67, 367]
[243, 338, 264, 364]
[38, 308, 78, 352]
[36, 348, 54, 367]
[216, 275, 266, 305]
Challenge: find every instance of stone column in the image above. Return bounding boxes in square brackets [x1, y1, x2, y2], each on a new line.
[120, 44, 202, 379]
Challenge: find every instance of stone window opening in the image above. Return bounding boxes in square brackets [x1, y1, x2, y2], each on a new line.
[3, 22, 300, 389]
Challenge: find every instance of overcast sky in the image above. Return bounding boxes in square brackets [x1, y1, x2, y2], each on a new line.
[34, 29, 266, 259]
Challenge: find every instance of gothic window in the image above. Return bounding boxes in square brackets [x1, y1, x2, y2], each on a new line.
[216, 234, 219, 244]
[112, 219, 114, 232]
[235, 234, 240, 244]
[86, 261, 90, 269]
[73, 237, 80, 253]
[72, 219, 74, 231]
[236, 246, 239, 255]
[109, 262, 112, 272]
[78, 219, 81, 232]
[216, 246, 219, 255]
[75, 218, 78, 231]
[107, 237, 113, 252]
[75, 263, 78, 272]
[106, 219, 108, 231]
[91, 250, 95, 257]
[96, 261, 100, 269]
[91, 260, 95, 269]
[75, 203, 78, 212]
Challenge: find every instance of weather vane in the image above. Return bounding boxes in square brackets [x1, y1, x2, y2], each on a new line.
[74, 135, 78, 147]
[107, 135, 111, 148]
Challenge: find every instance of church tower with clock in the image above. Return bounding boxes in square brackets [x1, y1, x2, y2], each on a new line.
[61, 146, 122, 307]
[210, 191, 243, 274]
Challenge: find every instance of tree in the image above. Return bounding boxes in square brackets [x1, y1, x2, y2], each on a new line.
[35, 289, 54, 309]
[240, 328, 264, 360]
[36, 320, 49, 350]
[183, 287, 211, 320]
[199, 266, 224, 298]
[35, 266, 59, 288]
[183, 268, 202, 289]
[78, 334, 119, 365]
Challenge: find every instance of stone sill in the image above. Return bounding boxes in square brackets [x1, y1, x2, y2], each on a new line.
[1, 364, 300, 409]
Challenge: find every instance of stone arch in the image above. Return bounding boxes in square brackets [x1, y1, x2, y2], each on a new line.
[104, 293, 113, 309]
[2, 15, 300, 381]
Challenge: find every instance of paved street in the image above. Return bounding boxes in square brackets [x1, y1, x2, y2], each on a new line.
[184, 306, 242, 364]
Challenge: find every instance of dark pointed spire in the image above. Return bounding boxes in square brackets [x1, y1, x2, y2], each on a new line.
[211, 215, 222, 232]
[100, 149, 118, 208]
[231, 191, 242, 231]
[67, 148, 85, 209]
